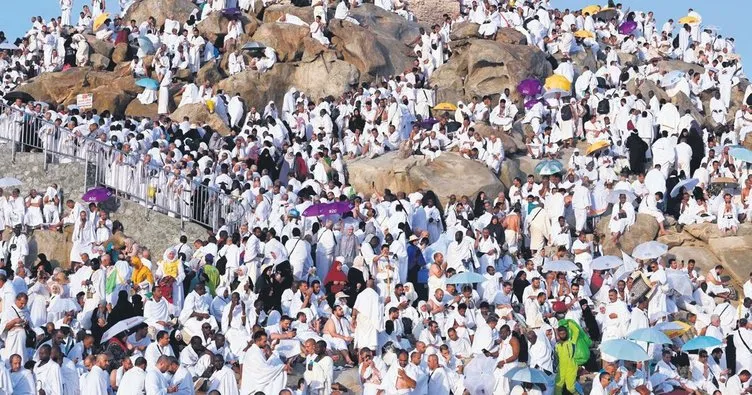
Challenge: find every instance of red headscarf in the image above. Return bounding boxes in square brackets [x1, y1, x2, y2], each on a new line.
[324, 260, 347, 293]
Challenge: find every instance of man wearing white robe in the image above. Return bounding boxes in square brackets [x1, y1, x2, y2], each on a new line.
[81, 355, 109, 395]
[608, 193, 635, 243]
[9, 354, 34, 395]
[34, 345, 63, 395]
[118, 358, 147, 395]
[144, 331, 176, 368]
[601, 290, 630, 342]
[353, 282, 384, 351]
[145, 356, 172, 395]
[144, 287, 174, 332]
[207, 355, 239, 395]
[179, 283, 218, 340]
[1, 292, 29, 364]
[240, 331, 288, 395]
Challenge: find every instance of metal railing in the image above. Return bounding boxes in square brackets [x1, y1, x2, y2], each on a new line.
[0, 103, 245, 234]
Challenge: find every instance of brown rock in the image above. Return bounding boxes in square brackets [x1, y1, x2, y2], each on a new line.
[329, 19, 414, 77]
[707, 235, 752, 283]
[346, 152, 503, 206]
[196, 61, 227, 85]
[449, 22, 479, 41]
[171, 103, 231, 135]
[430, 39, 551, 105]
[90, 87, 135, 118]
[473, 122, 526, 155]
[90, 53, 112, 71]
[86, 34, 114, 58]
[349, 4, 421, 46]
[657, 230, 697, 248]
[16, 67, 139, 107]
[112, 42, 131, 63]
[262, 4, 315, 24]
[125, 100, 160, 119]
[251, 22, 309, 62]
[216, 59, 359, 111]
[409, 0, 460, 26]
[495, 28, 527, 45]
[657, 60, 704, 75]
[683, 223, 752, 243]
[124, 0, 197, 27]
[197, 11, 260, 47]
[596, 213, 660, 256]
[666, 246, 721, 272]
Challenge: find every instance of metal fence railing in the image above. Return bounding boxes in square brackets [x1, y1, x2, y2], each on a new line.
[0, 103, 245, 234]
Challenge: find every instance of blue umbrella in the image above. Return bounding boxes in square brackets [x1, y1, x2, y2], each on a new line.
[729, 147, 752, 163]
[661, 70, 684, 87]
[600, 339, 650, 361]
[503, 366, 551, 384]
[670, 177, 699, 198]
[627, 328, 672, 345]
[534, 159, 564, 176]
[136, 78, 159, 90]
[137, 36, 156, 55]
[682, 336, 723, 352]
[446, 271, 486, 285]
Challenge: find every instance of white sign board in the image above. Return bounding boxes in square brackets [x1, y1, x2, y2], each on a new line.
[76, 93, 93, 110]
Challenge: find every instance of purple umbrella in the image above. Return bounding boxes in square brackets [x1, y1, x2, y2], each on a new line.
[303, 201, 353, 217]
[525, 98, 542, 109]
[517, 79, 542, 97]
[619, 21, 637, 35]
[222, 7, 242, 19]
[418, 118, 439, 129]
[82, 187, 113, 203]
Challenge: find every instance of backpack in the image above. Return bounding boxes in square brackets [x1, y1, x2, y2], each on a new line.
[560, 104, 573, 121]
[597, 98, 610, 115]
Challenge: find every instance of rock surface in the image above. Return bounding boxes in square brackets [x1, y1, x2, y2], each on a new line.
[430, 39, 551, 104]
[124, 0, 197, 27]
[347, 152, 503, 206]
[171, 103, 232, 135]
[596, 213, 660, 256]
[410, 0, 460, 26]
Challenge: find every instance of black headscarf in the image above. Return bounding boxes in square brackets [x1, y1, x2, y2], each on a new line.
[107, 291, 135, 329]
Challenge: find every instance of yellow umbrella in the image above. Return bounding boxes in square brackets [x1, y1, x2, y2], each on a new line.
[586, 140, 610, 155]
[678, 15, 699, 25]
[581, 5, 600, 15]
[433, 102, 458, 111]
[206, 99, 216, 113]
[544, 74, 571, 91]
[659, 321, 692, 339]
[93, 12, 110, 31]
[574, 30, 595, 39]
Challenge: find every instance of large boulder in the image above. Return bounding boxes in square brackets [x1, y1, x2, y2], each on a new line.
[495, 28, 527, 45]
[262, 4, 315, 24]
[16, 67, 139, 108]
[329, 19, 414, 77]
[656, 230, 698, 248]
[217, 59, 359, 111]
[90, 53, 112, 71]
[667, 246, 721, 273]
[196, 61, 227, 85]
[170, 103, 231, 135]
[251, 23, 310, 62]
[86, 34, 114, 58]
[112, 43, 132, 63]
[473, 122, 526, 155]
[347, 152, 503, 206]
[197, 11, 260, 47]
[596, 213, 660, 256]
[683, 222, 752, 243]
[125, 100, 159, 119]
[409, 0, 460, 26]
[91, 87, 136, 118]
[449, 22, 479, 41]
[349, 4, 421, 46]
[430, 39, 551, 104]
[124, 0, 197, 27]
[707, 235, 752, 283]
[657, 60, 704, 75]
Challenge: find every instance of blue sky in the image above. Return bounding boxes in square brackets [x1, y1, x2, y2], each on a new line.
[0, 0, 750, 63]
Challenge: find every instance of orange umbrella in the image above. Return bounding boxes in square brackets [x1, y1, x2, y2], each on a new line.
[93, 13, 110, 31]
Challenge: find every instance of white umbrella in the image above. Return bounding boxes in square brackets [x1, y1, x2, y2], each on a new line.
[0, 177, 22, 187]
[0, 43, 19, 51]
[614, 250, 638, 282]
[542, 259, 578, 273]
[631, 241, 668, 260]
[665, 268, 693, 296]
[670, 178, 699, 198]
[100, 316, 145, 343]
[591, 255, 623, 270]
[464, 356, 497, 395]
[607, 189, 636, 204]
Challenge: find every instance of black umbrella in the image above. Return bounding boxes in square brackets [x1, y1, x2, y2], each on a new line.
[594, 8, 619, 21]
[4, 91, 35, 103]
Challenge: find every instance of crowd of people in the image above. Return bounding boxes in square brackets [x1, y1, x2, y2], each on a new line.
[0, 0, 751, 395]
